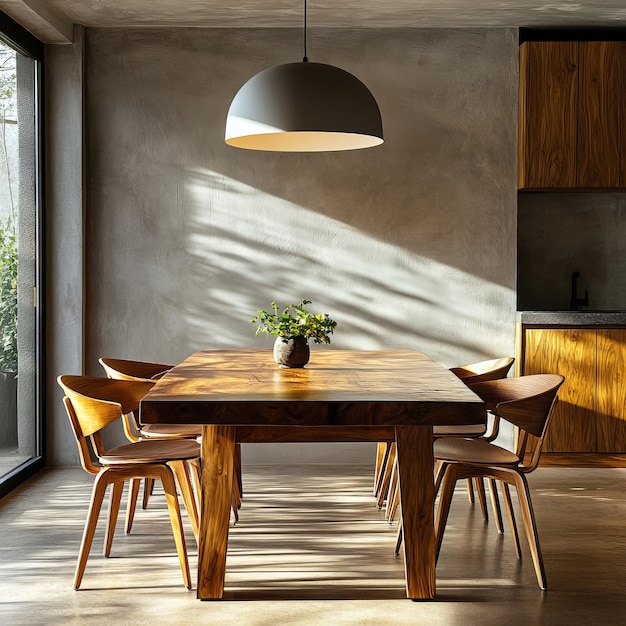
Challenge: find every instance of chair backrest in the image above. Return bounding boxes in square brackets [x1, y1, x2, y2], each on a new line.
[450, 357, 515, 385]
[99, 357, 172, 382]
[58, 375, 155, 471]
[98, 359, 170, 440]
[470, 373, 565, 470]
[62, 396, 101, 475]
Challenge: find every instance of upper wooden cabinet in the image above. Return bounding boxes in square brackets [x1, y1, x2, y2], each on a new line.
[519, 41, 626, 190]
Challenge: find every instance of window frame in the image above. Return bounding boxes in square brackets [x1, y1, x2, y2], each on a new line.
[0, 9, 45, 498]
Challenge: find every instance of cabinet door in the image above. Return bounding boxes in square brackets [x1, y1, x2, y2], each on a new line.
[578, 42, 621, 187]
[519, 42, 578, 189]
[596, 329, 626, 452]
[524, 329, 596, 452]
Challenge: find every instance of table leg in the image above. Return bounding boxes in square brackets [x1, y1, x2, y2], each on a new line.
[197, 424, 236, 599]
[395, 424, 436, 599]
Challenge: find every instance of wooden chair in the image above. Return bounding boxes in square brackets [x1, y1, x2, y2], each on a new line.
[98, 357, 172, 381]
[435, 357, 515, 525]
[433, 373, 564, 590]
[99, 358, 202, 440]
[434, 357, 515, 437]
[382, 357, 514, 526]
[99, 357, 243, 520]
[58, 374, 201, 590]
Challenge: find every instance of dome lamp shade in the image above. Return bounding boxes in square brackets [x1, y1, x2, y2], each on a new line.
[225, 61, 384, 152]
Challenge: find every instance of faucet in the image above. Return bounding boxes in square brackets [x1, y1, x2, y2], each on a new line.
[570, 271, 589, 311]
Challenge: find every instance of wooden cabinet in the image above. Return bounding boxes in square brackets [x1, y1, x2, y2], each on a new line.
[519, 41, 626, 190]
[521, 328, 596, 452]
[596, 330, 626, 451]
[519, 326, 626, 453]
[519, 42, 577, 189]
[577, 42, 623, 187]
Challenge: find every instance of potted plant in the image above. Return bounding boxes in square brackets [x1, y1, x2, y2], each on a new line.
[251, 299, 337, 368]
[0, 217, 17, 447]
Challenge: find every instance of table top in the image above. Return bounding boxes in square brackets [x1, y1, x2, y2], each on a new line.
[140, 349, 485, 427]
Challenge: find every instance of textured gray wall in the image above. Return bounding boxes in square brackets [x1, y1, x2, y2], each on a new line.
[518, 193, 626, 311]
[45, 27, 85, 466]
[51, 27, 518, 464]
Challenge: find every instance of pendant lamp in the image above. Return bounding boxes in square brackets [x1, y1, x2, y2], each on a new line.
[225, 0, 383, 152]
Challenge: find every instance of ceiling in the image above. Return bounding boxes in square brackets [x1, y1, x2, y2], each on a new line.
[3, 1, 626, 44]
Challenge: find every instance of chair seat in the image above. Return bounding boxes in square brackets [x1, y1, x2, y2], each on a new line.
[100, 438, 200, 465]
[139, 423, 202, 438]
[434, 437, 520, 467]
[433, 423, 486, 437]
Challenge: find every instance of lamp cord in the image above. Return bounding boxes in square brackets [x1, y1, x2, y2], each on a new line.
[303, 0, 308, 62]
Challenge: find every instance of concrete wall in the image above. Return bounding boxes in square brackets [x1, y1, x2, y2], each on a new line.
[48, 27, 519, 465]
[518, 193, 626, 311]
[45, 26, 85, 466]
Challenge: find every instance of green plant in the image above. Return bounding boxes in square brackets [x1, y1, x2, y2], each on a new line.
[0, 217, 17, 371]
[0, 44, 17, 373]
[251, 299, 337, 344]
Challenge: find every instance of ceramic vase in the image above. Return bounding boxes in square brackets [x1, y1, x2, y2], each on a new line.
[273, 336, 310, 368]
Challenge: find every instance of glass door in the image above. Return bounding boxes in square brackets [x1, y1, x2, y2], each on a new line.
[0, 15, 44, 495]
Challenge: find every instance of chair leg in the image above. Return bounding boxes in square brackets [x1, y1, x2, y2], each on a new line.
[374, 442, 389, 495]
[513, 472, 547, 590]
[157, 465, 192, 590]
[434, 460, 449, 497]
[227, 444, 242, 523]
[231, 488, 239, 523]
[230, 458, 242, 514]
[232, 475, 241, 509]
[466, 478, 475, 504]
[387, 480, 400, 523]
[377, 443, 396, 509]
[189, 458, 202, 515]
[169, 460, 199, 544]
[234, 442, 243, 501]
[435, 465, 459, 561]
[488, 478, 504, 534]
[502, 481, 522, 558]
[104, 480, 124, 557]
[125, 478, 141, 534]
[394, 508, 403, 556]
[142, 477, 154, 509]
[74, 470, 111, 590]
[475, 477, 489, 521]
[385, 458, 399, 521]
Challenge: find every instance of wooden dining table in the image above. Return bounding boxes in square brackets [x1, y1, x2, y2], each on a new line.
[140, 349, 485, 600]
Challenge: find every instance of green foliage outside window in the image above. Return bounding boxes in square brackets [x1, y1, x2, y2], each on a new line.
[0, 42, 17, 372]
[0, 217, 17, 372]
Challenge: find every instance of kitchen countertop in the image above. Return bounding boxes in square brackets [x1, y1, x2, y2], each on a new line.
[518, 311, 626, 325]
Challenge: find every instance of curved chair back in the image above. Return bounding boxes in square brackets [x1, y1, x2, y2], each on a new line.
[58, 375, 154, 457]
[470, 373, 564, 470]
[450, 357, 514, 385]
[99, 357, 172, 382]
[98, 359, 176, 441]
[438, 357, 515, 442]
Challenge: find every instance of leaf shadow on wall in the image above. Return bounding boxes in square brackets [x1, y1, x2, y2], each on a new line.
[171, 168, 514, 366]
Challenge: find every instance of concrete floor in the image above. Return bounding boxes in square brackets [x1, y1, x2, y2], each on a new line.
[0, 447, 32, 479]
[1, 464, 625, 625]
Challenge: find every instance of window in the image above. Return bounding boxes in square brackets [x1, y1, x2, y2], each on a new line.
[0, 12, 44, 496]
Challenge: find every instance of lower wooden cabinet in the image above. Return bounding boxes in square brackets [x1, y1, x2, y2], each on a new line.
[519, 326, 626, 453]
[596, 330, 626, 452]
